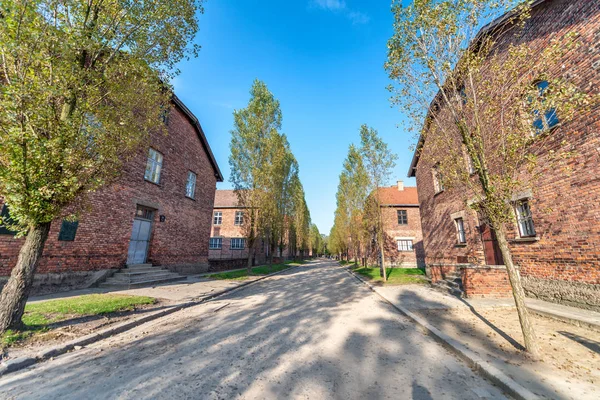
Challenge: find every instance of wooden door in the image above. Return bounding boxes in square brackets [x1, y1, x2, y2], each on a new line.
[480, 223, 504, 265]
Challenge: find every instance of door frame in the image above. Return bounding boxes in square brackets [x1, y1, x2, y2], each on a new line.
[127, 205, 156, 265]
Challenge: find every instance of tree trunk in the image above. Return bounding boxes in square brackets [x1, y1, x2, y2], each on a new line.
[379, 240, 387, 282]
[495, 227, 541, 358]
[0, 222, 52, 333]
[247, 246, 254, 274]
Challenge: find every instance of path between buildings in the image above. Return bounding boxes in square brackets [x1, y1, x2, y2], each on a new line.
[0, 260, 507, 399]
[348, 267, 600, 400]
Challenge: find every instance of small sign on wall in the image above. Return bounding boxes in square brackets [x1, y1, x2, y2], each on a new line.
[159, 215, 166, 222]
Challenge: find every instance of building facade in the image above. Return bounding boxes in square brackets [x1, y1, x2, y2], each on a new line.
[379, 181, 425, 268]
[209, 190, 268, 268]
[0, 95, 222, 294]
[410, 0, 600, 308]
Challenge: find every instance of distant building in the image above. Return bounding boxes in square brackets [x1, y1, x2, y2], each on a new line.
[0, 95, 222, 294]
[378, 181, 425, 268]
[209, 190, 268, 268]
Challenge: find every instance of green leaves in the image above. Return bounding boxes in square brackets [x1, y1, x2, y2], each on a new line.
[0, 0, 204, 232]
[228, 80, 311, 254]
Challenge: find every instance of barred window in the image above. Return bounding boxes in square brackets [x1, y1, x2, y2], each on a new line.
[515, 201, 536, 237]
[397, 210, 408, 225]
[455, 218, 466, 244]
[185, 171, 197, 199]
[397, 240, 413, 252]
[235, 211, 244, 226]
[213, 211, 222, 225]
[209, 237, 222, 249]
[144, 148, 163, 184]
[231, 238, 245, 250]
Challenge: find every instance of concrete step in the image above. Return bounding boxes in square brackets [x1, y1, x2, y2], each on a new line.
[432, 280, 465, 298]
[126, 263, 153, 269]
[115, 269, 171, 276]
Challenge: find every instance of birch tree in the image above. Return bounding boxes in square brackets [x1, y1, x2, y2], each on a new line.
[0, 0, 203, 333]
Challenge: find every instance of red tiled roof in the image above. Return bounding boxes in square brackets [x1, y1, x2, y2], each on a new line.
[214, 190, 239, 208]
[378, 186, 419, 206]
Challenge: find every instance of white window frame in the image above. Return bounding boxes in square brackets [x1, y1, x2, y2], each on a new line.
[515, 200, 536, 237]
[144, 148, 163, 184]
[455, 218, 467, 244]
[230, 238, 245, 250]
[433, 167, 444, 193]
[209, 237, 222, 249]
[397, 239, 413, 252]
[213, 211, 222, 225]
[234, 211, 244, 226]
[185, 171, 197, 199]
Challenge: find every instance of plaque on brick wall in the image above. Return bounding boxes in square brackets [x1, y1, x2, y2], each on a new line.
[58, 220, 79, 241]
[159, 215, 166, 222]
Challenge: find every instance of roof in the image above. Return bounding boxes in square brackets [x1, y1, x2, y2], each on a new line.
[213, 190, 239, 208]
[378, 186, 419, 206]
[172, 94, 223, 182]
[407, 0, 550, 178]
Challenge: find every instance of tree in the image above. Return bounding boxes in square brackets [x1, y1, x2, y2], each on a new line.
[385, 0, 594, 356]
[359, 125, 397, 281]
[309, 223, 322, 257]
[0, 0, 203, 333]
[230, 80, 283, 272]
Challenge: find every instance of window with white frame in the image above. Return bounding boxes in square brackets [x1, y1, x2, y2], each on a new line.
[144, 148, 163, 184]
[230, 238, 245, 249]
[455, 218, 467, 244]
[213, 211, 222, 225]
[397, 210, 408, 225]
[209, 237, 222, 249]
[234, 211, 244, 226]
[397, 239, 413, 252]
[185, 171, 197, 199]
[515, 200, 536, 237]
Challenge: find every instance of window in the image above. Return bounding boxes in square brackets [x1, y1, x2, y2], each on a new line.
[235, 211, 244, 226]
[433, 167, 444, 193]
[185, 171, 197, 199]
[213, 211, 222, 225]
[58, 220, 79, 241]
[463, 146, 475, 175]
[144, 148, 163, 184]
[397, 210, 408, 225]
[515, 200, 536, 237]
[397, 240, 413, 252]
[209, 237, 222, 249]
[231, 238, 245, 250]
[455, 218, 466, 244]
[0, 204, 17, 235]
[532, 80, 559, 133]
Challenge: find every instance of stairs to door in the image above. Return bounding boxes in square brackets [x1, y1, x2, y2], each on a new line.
[430, 272, 465, 298]
[99, 264, 187, 289]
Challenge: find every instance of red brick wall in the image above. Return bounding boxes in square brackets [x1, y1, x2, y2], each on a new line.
[415, 0, 600, 301]
[0, 103, 218, 276]
[428, 265, 461, 284]
[381, 205, 424, 267]
[462, 267, 512, 298]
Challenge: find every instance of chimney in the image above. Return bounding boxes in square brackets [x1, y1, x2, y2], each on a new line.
[397, 180, 404, 191]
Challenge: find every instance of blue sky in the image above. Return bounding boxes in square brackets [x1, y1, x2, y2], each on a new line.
[173, 0, 416, 235]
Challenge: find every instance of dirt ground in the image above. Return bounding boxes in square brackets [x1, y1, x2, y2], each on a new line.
[414, 307, 600, 399]
[2, 300, 173, 361]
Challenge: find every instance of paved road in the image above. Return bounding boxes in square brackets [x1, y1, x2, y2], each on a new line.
[0, 260, 507, 399]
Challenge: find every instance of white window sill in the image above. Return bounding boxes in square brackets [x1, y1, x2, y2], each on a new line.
[511, 236, 540, 243]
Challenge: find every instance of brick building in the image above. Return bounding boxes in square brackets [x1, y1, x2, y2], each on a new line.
[209, 190, 267, 267]
[0, 95, 223, 294]
[379, 181, 425, 268]
[409, 0, 600, 308]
